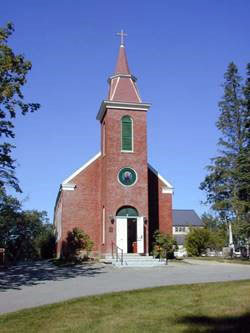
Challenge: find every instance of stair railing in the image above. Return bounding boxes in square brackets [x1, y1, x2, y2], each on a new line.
[111, 241, 123, 265]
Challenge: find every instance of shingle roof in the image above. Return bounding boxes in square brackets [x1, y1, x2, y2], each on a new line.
[173, 209, 202, 226]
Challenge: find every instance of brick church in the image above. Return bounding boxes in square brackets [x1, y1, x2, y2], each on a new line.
[54, 34, 173, 257]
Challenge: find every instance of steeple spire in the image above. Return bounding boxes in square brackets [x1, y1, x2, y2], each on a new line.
[115, 30, 130, 74]
[97, 33, 151, 121]
[107, 30, 141, 103]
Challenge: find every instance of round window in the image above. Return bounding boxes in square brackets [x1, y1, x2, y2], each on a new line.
[118, 167, 137, 187]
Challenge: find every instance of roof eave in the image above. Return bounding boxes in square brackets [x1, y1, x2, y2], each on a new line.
[96, 100, 151, 121]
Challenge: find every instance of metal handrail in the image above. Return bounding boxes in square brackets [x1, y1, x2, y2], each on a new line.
[111, 241, 123, 265]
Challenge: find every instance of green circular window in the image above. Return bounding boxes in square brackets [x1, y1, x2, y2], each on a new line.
[118, 167, 137, 187]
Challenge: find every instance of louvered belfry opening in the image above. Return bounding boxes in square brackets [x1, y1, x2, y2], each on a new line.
[121, 115, 133, 151]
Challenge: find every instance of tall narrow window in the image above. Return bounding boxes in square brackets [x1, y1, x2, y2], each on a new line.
[121, 115, 133, 151]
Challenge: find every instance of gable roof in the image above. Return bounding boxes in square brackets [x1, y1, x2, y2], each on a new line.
[148, 163, 173, 190]
[62, 152, 101, 185]
[173, 209, 202, 226]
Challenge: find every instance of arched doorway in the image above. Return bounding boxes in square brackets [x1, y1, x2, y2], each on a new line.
[116, 206, 138, 217]
[116, 206, 144, 254]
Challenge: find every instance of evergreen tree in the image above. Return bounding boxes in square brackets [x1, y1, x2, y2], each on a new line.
[200, 63, 249, 229]
[0, 23, 40, 193]
[236, 63, 250, 216]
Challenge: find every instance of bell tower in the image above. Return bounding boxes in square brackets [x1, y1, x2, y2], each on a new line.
[96, 31, 151, 254]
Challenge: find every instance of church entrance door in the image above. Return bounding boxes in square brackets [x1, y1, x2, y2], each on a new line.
[136, 216, 144, 254]
[116, 215, 144, 254]
[116, 217, 127, 253]
[127, 218, 137, 253]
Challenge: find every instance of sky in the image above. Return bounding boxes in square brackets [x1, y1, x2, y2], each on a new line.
[1, 0, 250, 222]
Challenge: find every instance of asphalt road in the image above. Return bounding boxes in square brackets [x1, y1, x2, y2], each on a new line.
[1, 259, 250, 314]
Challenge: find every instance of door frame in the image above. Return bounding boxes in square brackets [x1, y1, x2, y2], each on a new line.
[116, 216, 144, 254]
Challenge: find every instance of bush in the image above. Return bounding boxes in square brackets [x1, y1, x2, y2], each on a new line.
[39, 233, 56, 259]
[153, 230, 178, 259]
[185, 228, 211, 256]
[185, 227, 228, 257]
[62, 227, 94, 262]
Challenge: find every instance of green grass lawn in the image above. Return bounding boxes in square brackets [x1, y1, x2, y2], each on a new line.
[1, 280, 250, 332]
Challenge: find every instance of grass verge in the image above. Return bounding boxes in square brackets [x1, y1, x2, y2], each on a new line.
[1, 280, 250, 332]
[188, 256, 250, 265]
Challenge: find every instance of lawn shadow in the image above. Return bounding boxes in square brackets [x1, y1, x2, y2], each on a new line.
[176, 312, 250, 332]
[0, 260, 106, 291]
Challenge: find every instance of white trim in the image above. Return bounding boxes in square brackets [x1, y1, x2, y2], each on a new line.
[110, 77, 120, 101]
[162, 187, 173, 194]
[148, 163, 174, 193]
[97, 100, 151, 121]
[61, 183, 76, 191]
[137, 216, 144, 254]
[108, 74, 137, 82]
[62, 152, 101, 185]
[102, 207, 105, 244]
[130, 78, 142, 103]
[116, 217, 128, 253]
[109, 78, 114, 99]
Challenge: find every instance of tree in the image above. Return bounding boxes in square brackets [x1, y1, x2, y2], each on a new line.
[201, 213, 220, 231]
[200, 63, 250, 228]
[201, 213, 227, 249]
[0, 196, 53, 262]
[36, 223, 56, 259]
[0, 22, 40, 193]
[0, 188, 22, 252]
[185, 228, 211, 256]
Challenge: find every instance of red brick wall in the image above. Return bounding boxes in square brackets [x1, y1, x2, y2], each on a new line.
[148, 167, 172, 252]
[100, 108, 149, 253]
[57, 156, 102, 255]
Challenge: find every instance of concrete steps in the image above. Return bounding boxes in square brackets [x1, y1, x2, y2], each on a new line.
[103, 253, 167, 268]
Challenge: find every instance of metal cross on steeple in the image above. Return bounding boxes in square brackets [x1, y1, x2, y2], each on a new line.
[116, 29, 127, 46]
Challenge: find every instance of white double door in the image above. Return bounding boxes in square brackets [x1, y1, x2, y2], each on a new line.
[116, 217, 144, 254]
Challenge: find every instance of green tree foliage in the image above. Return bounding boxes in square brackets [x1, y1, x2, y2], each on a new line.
[200, 63, 250, 232]
[0, 190, 54, 262]
[36, 223, 56, 259]
[202, 213, 227, 249]
[185, 228, 211, 256]
[0, 22, 40, 192]
[153, 230, 178, 259]
[62, 227, 94, 261]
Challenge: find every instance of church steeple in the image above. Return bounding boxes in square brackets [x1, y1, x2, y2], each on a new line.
[107, 30, 141, 103]
[115, 44, 130, 74]
[97, 31, 150, 121]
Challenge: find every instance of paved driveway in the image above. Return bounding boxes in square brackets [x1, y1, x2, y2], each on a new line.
[1, 260, 250, 314]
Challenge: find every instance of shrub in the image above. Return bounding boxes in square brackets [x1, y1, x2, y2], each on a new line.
[153, 230, 178, 259]
[185, 228, 211, 256]
[63, 227, 94, 261]
[39, 233, 56, 259]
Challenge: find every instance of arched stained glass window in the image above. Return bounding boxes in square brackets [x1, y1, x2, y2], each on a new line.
[116, 206, 139, 217]
[121, 116, 133, 151]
